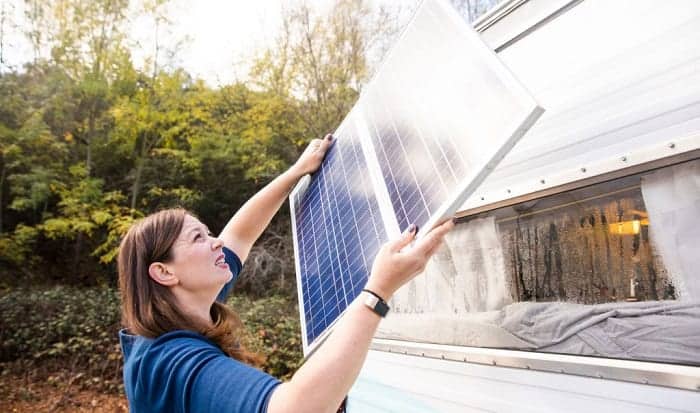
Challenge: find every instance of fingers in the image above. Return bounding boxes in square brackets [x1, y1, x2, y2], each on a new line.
[306, 134, 332, 157]
[391, 223, 417, 252]
[309, 138, 323, 149]
[319, 133, 334, 152]
[413, 218, 454, 256]
[422, 237, 445, 258]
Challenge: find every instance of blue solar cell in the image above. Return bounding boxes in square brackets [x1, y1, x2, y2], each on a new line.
[293, 120, 387, 347]
[363, 97, 456, 233]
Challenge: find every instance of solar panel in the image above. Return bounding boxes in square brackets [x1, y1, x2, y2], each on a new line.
[290, 0, 543, 354]
[291, 112, 388, 349]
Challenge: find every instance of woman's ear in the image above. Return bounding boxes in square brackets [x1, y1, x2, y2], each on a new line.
[148, 262, 178, 286]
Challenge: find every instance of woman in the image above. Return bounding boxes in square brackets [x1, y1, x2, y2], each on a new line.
[117, 134, 454, 413]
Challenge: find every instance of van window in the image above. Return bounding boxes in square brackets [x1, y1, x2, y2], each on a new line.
[378, 158, 700, 366]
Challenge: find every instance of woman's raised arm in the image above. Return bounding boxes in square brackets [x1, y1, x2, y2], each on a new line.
[267, 218, 454, 413]
[218, 135, 334, 262]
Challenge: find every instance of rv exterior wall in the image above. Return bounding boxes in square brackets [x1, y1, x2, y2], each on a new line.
[351, 0, 700, 410]
[460, 0, 700, 212]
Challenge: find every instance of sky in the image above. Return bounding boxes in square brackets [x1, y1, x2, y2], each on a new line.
[1, 0, 413, 86]
[131, 0, 335, 86]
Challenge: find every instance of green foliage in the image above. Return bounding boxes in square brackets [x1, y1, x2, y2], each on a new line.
[92, 211, 142, 264]
[229, 294, 304, 380]
[0, 286, 123, 392]
[44, 165, 125, 238]
[0, 287, 120, 361]
[0, 224, 40, 267]
[6, 111, 66, 216]
[0, 0, 394, 288]
[238, 93, 305, 180]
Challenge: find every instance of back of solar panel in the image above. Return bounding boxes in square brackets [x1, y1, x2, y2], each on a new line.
[290, 0, 543, 355]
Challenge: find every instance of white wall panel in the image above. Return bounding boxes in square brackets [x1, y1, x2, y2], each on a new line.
[461, 0, 700, 211]
[349, 350, 700, 412]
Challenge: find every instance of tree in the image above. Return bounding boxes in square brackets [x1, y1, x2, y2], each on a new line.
[0, 69, 71, 231]
[250, 0, 399, 140]
[0, 0, 16, 73]
[1, 0, 412, 291]
[23, 0, 131, 175]
[23, 0, 45, 64]
[449, 0, 501, 23]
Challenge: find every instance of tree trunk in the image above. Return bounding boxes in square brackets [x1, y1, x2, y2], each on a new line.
[86, 103, 96, 176]
[130, 157, 144, 210]
[0, 164, 5, 233]
[73, 232, 83, 280]
[0, 2, 6, 73]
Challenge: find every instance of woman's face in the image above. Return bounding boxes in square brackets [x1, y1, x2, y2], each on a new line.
[166, 214, 232, 296]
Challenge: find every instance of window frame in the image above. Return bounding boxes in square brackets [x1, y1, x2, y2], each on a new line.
[372, 152, 700, 390]
[474, 0, 583, 52]
[370, 338, 700, 391]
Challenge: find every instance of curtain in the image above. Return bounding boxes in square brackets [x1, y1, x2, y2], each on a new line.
[641, 159, 700, 300]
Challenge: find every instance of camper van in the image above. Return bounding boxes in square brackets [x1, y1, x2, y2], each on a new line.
[346, 0, 700, 411]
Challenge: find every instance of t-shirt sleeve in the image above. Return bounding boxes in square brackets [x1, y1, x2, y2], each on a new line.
[145, 333, 280, 413]
[189, 349, 280, 413]
[217, 246, 243, 303]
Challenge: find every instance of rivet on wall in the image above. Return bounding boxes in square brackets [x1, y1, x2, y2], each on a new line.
[581, 167, 587, 173]
[668, 142, 676, 149]
[621, 156, 627, 162]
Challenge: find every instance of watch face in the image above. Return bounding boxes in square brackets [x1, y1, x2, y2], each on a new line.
[375, 300, 390, 317]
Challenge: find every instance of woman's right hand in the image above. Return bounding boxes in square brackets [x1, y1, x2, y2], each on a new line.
[365, 219, 455, 301]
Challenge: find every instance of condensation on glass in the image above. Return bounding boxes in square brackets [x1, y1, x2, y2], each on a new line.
[378, 159, 700, 366]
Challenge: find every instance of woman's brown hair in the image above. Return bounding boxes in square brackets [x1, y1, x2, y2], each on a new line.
[117, 208, 261, 365]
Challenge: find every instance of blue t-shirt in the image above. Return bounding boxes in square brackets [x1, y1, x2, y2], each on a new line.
[119, 247, 280, 413]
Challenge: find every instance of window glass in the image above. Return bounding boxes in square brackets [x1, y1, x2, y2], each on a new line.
[450, 0, 503, 23]
[378, 159, 700, 366]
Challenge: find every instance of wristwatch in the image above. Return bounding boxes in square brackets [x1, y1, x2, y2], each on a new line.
[362, 289, 390, 318]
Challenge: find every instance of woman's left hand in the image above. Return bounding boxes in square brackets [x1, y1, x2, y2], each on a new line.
[292, 134, 334, 177]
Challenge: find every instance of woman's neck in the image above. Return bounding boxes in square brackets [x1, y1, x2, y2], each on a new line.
[172, 287, 215, 327]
